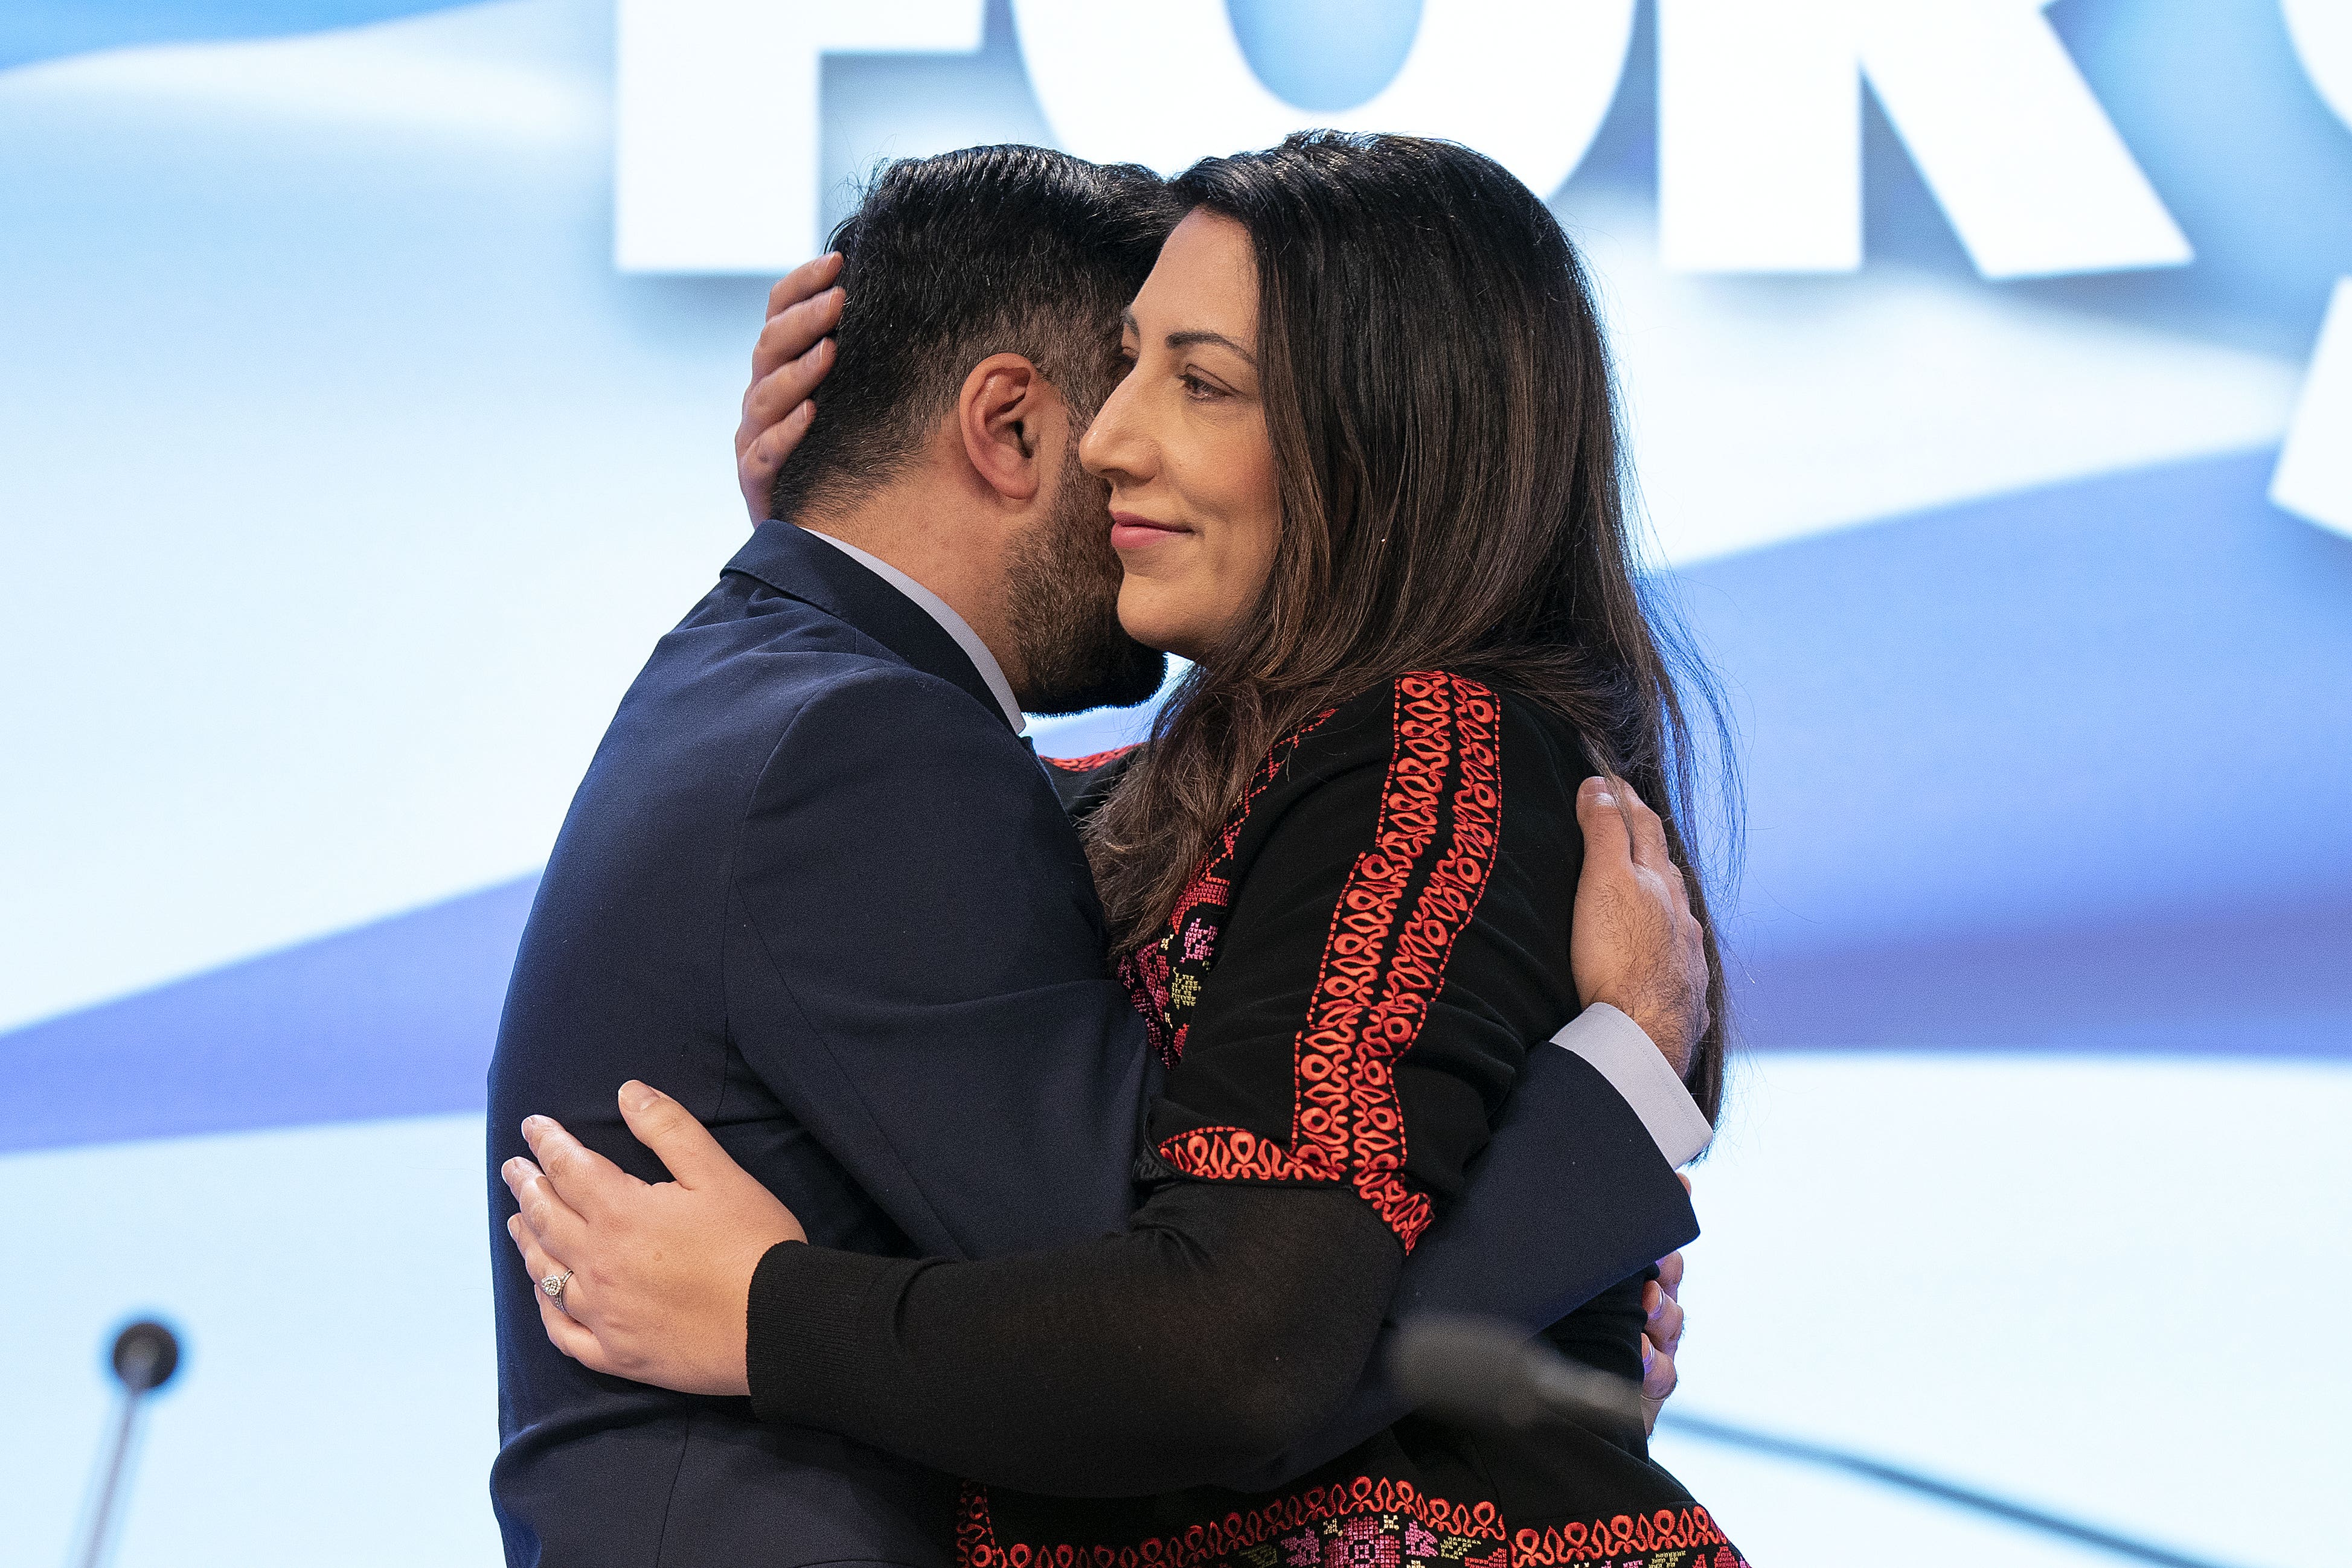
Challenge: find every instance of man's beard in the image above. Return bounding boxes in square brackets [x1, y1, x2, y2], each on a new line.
[1005, 450, 1167, 717]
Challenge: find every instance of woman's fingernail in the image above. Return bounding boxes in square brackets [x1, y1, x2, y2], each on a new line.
[1642, 1339, 1656, 1374]
[621, 1081, 658, 1112]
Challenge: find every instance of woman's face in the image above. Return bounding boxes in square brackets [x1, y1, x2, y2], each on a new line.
[1080, 210, 1283, 664]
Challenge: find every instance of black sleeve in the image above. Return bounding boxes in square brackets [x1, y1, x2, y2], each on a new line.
[749, 1182, 1400, 1496]
[745, 676, 1606, 1496]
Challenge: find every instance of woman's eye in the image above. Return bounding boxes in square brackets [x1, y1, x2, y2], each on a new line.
[1179, 371, 1224, 402]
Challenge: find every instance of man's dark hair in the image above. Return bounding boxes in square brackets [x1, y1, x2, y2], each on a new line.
[769, 146, 1181, 520]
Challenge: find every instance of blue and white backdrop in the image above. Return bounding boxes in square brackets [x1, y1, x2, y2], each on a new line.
[3, 2, 2347, 1563]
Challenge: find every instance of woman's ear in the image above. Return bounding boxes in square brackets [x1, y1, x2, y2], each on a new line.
[957, 353, 1049, 502]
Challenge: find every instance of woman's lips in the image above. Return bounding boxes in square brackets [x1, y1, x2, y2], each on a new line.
[1109, 511, 1189, 552]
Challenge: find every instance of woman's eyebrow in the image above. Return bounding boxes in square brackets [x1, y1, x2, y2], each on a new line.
[1165, 330, 1255, 365]
[1120, 308, 1256, 366]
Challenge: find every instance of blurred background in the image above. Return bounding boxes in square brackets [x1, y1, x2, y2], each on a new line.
[4, 1, 2347, 1563]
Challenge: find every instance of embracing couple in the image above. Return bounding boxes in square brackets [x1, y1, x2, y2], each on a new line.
[489, 133, 1743, 1568]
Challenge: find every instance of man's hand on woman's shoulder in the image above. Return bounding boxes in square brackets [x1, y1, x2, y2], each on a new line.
[1570, 775, 1711, 1076]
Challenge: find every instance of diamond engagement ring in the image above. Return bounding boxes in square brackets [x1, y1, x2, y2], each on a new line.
[540, 1269, 575, 1315]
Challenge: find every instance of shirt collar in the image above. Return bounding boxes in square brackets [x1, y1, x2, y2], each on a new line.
[799, 528, 1027, 734]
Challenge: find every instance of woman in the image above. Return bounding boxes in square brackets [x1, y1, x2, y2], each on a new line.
[511, 132, 1740, 1565]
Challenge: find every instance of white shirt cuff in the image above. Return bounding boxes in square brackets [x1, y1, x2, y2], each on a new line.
[1549, 1004, 1714, 1167]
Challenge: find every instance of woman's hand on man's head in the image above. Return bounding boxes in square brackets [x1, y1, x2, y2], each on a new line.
[735, 252, 847, 523]
[501, 1082, 806, 1398]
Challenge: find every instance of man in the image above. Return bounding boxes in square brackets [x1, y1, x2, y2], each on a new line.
[488, 147, 1710, 1567]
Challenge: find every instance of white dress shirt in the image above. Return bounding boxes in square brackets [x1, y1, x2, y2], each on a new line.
[1550, 1005, 1716, 1166]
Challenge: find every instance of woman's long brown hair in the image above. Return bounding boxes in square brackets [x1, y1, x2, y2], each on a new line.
[1085, 132, 1738, 1122]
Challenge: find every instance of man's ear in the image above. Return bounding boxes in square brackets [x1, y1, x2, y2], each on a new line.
[956, 353, 1055, 504]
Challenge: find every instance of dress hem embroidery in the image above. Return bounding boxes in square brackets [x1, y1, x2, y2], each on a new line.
[957, 1474, 1516, 1568]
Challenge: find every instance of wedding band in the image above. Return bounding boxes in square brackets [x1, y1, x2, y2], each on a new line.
[541, 1269, 574, 1315]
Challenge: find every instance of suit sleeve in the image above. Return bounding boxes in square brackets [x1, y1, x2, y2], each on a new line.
[742, 674, 1695, 1494]
[726, 668, 1155, 1261]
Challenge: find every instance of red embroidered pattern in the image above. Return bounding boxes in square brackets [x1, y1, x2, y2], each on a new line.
[1154, 673, 1501, 1251]
[1510, 1508, 1742, 1566]
[1116, 710, 1335, 1067]
[1042, 744, 1144, 773]
[957, 1476, 1511, 1568]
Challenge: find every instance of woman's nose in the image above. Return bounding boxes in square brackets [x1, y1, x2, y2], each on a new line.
[1079, 371, 1149, 483]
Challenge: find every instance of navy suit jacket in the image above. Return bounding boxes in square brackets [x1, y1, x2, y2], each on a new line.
[487, 521, 1696, 1567]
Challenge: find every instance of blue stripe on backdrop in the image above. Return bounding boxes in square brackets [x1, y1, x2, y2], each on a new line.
[8, 449, 2347, 1153]
[4, 876, 536, 1154]
[0, 0, 476, 74]
[1735, 903, 2352, 1058]
[1695, 446, 2352, 1051]
[1694, 448, 2352, 957]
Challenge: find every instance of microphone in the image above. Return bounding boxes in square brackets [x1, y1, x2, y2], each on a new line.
[1392, 1315, 2261, 1568]
[1388, 1314, 1644, 1432]
[73, 1320, 182, 1568]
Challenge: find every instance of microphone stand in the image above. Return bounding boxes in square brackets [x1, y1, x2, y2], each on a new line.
[1657, 1410, 2257, 1568]
[73, 1321, 181, 1568]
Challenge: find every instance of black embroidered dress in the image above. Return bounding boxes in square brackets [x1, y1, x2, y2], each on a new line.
[748, 673, 1743, 1568]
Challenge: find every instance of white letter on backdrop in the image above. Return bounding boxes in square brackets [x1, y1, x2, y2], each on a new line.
[1009, 0, 1635, 199]
[2271, 281, 2352, 539]
[615, 0, 984, 274]
[2283, 0, 2352, 128]
[1658, 0, 1857, 270]
[1659, 0, 2191, 278]
[2273, 2, 2352, 536]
